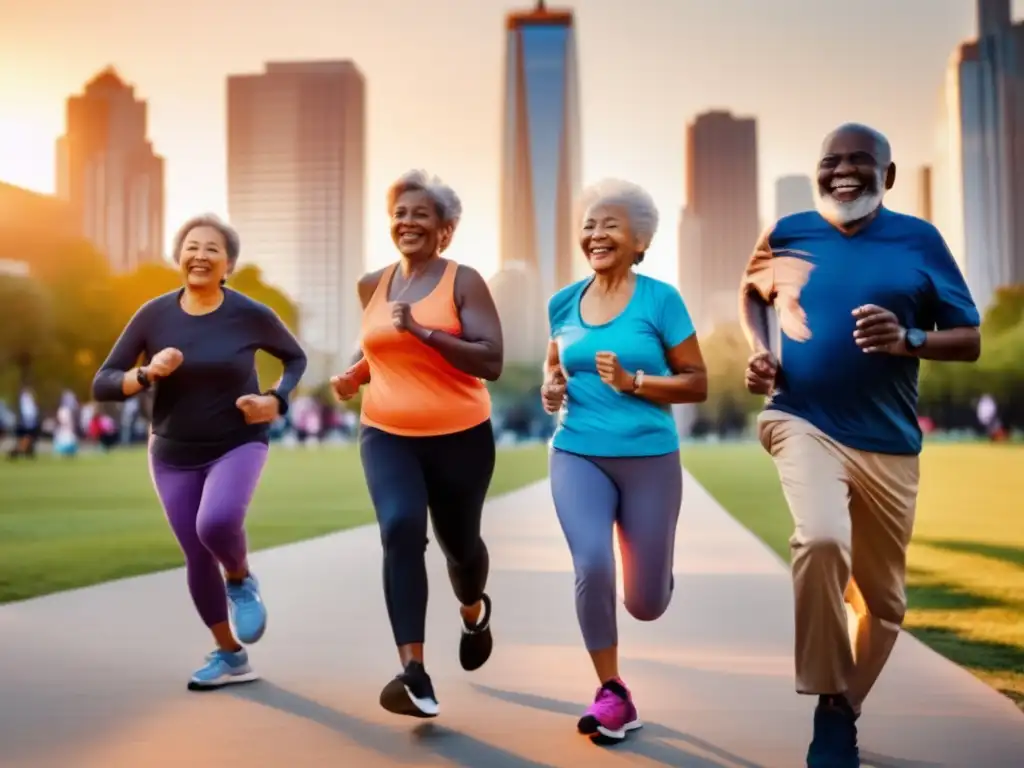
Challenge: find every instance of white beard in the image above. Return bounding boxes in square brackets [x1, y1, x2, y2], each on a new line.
[816, 170, 885, 225]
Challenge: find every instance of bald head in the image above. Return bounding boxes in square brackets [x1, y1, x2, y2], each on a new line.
[821, 123, 892, 167]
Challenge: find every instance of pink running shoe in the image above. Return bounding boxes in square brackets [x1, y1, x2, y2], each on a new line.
[577, 679, 643, 743]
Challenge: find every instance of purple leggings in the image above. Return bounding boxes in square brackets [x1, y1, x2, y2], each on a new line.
[149, 442, 268, 627]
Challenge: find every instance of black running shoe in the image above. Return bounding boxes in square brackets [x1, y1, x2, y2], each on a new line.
[379, 661, 439, 718]
[806, 694, 860, 767]
[459, 593, 493, 671]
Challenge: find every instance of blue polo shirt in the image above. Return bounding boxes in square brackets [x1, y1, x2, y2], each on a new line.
[548, 274, 695, 457]
[748, 208, 980, 455]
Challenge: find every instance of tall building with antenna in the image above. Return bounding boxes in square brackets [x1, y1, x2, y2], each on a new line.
[494, 1, 582, 362]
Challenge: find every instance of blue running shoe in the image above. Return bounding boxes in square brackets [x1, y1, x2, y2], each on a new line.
[227, 574, 267, 644]
[187, 648, 258, 691]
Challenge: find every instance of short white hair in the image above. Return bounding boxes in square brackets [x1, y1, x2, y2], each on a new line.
[386, 169, 462, 229]
[579, 178, 659, 252]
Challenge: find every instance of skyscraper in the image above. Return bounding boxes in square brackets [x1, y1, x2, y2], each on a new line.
[915, 166, 933, 222]
[684, 110, 760, 330]
[932, 1, 1023, 312]
[227, 61, 366, 380]
[774, 174, 815, 219]
[56, 68, 164, 272]
[499, 0, 582, 306]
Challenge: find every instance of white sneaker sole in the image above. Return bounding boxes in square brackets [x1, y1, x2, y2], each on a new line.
[595, 719, 643, 742]
[380, 679, 440, 718]
[188, 670, 260, 691]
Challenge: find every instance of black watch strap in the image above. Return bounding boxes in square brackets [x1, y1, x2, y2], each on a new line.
[264, 389, 288, 416]
[136, 367, 152, 388]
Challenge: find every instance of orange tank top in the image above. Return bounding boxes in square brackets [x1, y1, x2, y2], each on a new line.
[360, 260, 491, 437]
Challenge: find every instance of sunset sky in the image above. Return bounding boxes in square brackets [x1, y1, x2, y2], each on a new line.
[0, 0, 1017, 287]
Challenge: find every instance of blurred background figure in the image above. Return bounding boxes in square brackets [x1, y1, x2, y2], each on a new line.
[976, 393, 1006, 442]
[52, 397, 78, 457]
[8, 385, 40, 459]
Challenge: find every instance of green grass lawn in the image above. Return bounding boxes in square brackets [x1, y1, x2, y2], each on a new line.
[680, 441, 1024, 710]
[0, 444, 550, 604]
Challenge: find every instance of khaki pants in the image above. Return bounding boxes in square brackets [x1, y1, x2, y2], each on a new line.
[758, 411, 919, 710]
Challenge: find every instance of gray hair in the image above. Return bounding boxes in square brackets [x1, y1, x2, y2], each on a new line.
[386, 169, 462, 228]
[822, 123, 892, 167]
[579, 179, 659, 263]
[172, 214, 241, 265]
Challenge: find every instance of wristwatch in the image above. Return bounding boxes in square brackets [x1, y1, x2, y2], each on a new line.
[263, 389, 288, 416]
[905, 328, 927, 352]
[632, 370, 645, 392]
[136, 367, 152, 388]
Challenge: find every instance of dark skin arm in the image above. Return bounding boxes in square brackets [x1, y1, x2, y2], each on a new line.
[738, 227, 776, 354]
[739, 226, 786, 394]
[595, 335, 708, 404]
[852, 304, 981, 362]
[396, 264, 504, 381]
[540, 340, 566, 413]
[343, 271, 384, 383]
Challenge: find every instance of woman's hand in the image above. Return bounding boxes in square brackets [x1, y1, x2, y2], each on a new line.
[541, 369, 567, 413]
[330, 371, 362, 401]
[146, 347, 183, 379]
[235, 394, 280, 424]
[595, 351, 634, 393]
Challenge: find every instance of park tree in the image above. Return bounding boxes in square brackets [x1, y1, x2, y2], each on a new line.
[982, 285, 1024, 337]
[698, 322, 756, 423]
[0, 273, 55, 395]
[227, 265, 300, 388]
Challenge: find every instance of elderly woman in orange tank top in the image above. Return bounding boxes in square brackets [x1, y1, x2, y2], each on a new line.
[330, 169, 503, 719]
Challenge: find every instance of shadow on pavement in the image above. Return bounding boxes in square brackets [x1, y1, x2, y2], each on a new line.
[228, 680, 556, 767]
[474, 685, 945, 768]
[905, 580, 1007, 611]
[473, 684, 763, 767]
[859, 752, 941, 768]
[914, 539, 1024, 570]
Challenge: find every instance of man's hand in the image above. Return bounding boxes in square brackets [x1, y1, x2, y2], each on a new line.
[147, 347, 183, 379]
[541, 369, 566, 414]
[235, 394, 280, 424]
[595, 351, 634, 393]
[745, 350, 777, 395]
[853, 304, 906, 354]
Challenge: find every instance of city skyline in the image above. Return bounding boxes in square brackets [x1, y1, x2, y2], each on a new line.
[0, 0, 1008, 289]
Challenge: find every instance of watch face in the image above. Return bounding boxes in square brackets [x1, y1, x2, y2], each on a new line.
[907, 329, 926, 349]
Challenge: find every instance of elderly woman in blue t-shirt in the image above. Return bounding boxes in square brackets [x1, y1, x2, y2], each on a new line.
[540, 179, 708, 745]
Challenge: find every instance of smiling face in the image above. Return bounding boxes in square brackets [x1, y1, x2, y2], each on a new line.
[390, 189, 449, 258]
[580, 203, 641, 274]
[177, 225, 231, 288]
[816, 128, 894, 224]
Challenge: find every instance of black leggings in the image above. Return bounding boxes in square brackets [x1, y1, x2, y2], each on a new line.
[359, 420, 495, 646]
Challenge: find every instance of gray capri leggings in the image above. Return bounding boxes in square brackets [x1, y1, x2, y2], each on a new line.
[550, 448, 683, 651]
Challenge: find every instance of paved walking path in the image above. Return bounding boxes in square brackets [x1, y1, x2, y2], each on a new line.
[1, 476, 1021, 767]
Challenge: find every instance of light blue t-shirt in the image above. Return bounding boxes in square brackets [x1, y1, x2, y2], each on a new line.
[548, 274, 696, 457]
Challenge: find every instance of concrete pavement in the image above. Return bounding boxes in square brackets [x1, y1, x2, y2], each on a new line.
[0, 475, 1021, 767]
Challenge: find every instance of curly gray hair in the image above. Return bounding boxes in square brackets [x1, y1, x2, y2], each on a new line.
[172, 213, 241, 266]
[579, 179, 659, 263]
[386, 169, 462, 228]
